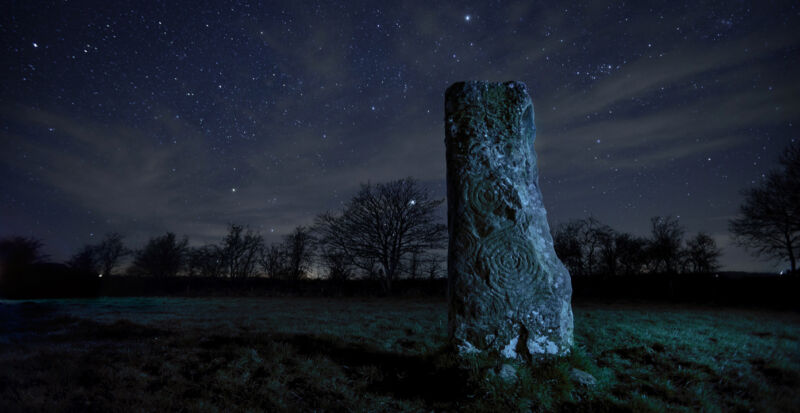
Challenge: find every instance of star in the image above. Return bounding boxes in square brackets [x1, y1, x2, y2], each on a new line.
[0, 0, 794, 276]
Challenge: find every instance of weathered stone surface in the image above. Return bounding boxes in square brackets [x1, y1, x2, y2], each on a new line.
[569, 368, 597, 387]
[445, 81, 573, 363]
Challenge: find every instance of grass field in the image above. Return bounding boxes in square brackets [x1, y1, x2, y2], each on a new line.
[1, 297, 798, 412]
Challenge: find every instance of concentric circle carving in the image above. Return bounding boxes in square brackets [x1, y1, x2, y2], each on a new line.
[466, 176, 505, 216]
[479, 230, 543, 294]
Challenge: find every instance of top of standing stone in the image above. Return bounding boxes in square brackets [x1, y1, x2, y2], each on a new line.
[445, 81, 533, 121]
[444, 81, 536, 150]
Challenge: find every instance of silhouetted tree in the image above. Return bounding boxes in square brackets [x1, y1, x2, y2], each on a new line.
[405, 251, 422, 279]
[614, 233, 648, 276]
[0, 237, 47, 292]
[1, 238, 102, 298]
[595, 225, 619, 276]
[187, 245, 223, 277]
[684, 232, 721, 274]
[553, 220, 584, 276]
[129, 232, 188, 278]
[730, 142, 800, 272]
[319, 246, 352, 282]
[67, 245, 100, 275]
[260, 243, 287, 279]
[647, 216, 685, 274]
[356, 255, 381, 280]
[0, 236, 46, 273]
[553, 218, 613, 276]
[578, 217, 610, 276]
[424, 253, 445, 280]
[282, 226, 315, 281]
[95, 233, 129, 276]
[315, 178, 447, 292]
[219, 224, 263, 279]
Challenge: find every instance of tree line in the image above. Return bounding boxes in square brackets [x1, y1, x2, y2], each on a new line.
[0, 178, 447, 294]
[553, 216, 721, 277]
[1, 141, 798, 297]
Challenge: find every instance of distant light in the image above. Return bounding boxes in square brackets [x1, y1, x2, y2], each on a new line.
[409, 199, 416, 206]
[465, 15, 471, 22]
[231, 188, 237, 193]
[98, 273, 103, 278]
[32, 42, 39, 48]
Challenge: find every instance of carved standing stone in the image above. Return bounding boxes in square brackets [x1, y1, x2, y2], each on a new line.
[445, 81, 573, 363]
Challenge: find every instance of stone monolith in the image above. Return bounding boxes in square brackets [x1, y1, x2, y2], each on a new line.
[445, 81, 573, 363]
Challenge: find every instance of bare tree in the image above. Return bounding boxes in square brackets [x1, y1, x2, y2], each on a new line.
[187, 245, 223, 277]
[684, 232, 722, 274]
[424, 253, 446, 280]
[260, 243, 287, 279]
[355, 255, 380, 280]
[129, 232, 188, 278]
[405, 251, 422, 279]
[614, 233, 648, 276]
[648, 216, 685, 274]
[94, 233, 129, 277]
[0, 237, 47, 273]
[315, 178, 447, 292]
[282, 226, 315, 281]
[553, 220, 584, 276]
[730, 142, 800, 272]
[553, 218, 613, 276]
[595, 225, 618, 276]
[219, 224, 264, 279]
[67, 245, 100, 275]
[319, 246, 352, 282]
[578, 217, 609, 276]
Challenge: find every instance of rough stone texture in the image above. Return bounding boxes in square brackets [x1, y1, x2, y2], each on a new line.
[445, 81, 573, 363]
[570, 368, 598, 387]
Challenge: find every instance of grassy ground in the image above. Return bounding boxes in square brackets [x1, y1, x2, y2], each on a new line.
[0, 297, 798, 412]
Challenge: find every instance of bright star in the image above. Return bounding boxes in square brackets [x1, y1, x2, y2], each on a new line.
[465, 15, 471, 22]
[231, 188, 237, 193]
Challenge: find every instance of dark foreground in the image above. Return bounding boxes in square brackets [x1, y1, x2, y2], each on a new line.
[1, 298, 798, 412]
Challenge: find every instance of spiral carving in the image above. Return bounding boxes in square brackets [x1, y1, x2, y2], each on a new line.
[466, 177, 505, 216]
[479, 230, 543, 294]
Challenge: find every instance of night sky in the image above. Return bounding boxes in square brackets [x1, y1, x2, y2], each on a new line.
[1, 1, 798, 272]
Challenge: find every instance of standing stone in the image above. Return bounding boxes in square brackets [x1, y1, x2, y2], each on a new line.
[445, 81, 573, 363]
